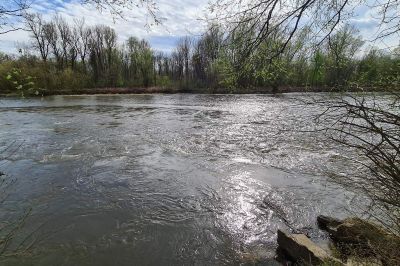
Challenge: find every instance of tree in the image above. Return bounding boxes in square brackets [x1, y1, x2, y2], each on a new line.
[84, 0, 160, 25]
[75, 19, 91, 71]
[310, 49, 327, 86]
[325, 25, 364, 86]
[192, 26, 223, 87]
[316, 93, 400, 233]
[208, 0, 400, 58]
[0, 0, 29, 34]
[176, 37, 192, 88]
[137, 40, 153, 87]
[25, 13, 50, 62]
[55, 15, 72, 69]
[45, 20, 62, 68]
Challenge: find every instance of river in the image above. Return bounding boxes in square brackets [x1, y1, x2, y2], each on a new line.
[0, 94, 363, 265]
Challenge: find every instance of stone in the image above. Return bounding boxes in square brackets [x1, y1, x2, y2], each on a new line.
[317, 216, 400, 265]
[317, 215, 342, 233]
[277, 229, 343, 265]
[346, 256, 383, 266]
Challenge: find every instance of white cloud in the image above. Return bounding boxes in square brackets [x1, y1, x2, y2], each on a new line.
[0, 0, 210, 54]
[350, 3, 400, 52]
[0, 0, 398, 55]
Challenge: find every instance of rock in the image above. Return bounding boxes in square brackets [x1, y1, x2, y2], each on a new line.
[346, 256, 383, 266]
[317, 215, 342, 232]
[317, 216, 400, 265]
[277, 229, 343, 265]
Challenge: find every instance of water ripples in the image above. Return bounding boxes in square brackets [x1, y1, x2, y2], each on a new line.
[0, 94, 364, 265]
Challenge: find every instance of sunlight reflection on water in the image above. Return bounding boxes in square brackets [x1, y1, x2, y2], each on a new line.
[0, 94, 367, 265]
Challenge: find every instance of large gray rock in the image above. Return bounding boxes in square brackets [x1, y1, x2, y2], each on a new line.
[277, 229, 343, 265]
[317, 215, 400, 265]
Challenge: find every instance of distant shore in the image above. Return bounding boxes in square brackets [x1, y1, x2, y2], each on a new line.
[0, 85, 385, 97]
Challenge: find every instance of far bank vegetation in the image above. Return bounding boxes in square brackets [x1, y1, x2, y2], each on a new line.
[0, 14, 399, 95]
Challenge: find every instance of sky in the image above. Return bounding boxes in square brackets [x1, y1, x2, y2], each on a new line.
[0, 0, 210, 54]
[0, 0, 398, 55]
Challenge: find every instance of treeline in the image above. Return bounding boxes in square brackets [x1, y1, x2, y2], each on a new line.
[0, 14, 399, 95]
[0, 14, 157, 94]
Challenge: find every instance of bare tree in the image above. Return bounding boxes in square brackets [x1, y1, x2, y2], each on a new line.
[192, 26, 223, 86]
[0, 0, 29, 34]
[315, 93, 400, 233]
[70, 25, 80, 70]
[208, 0, 400, 58]
[103, 25, 117, 70]
[89, 25, 105, 81]
[2, 0, 160, 37]
[177, 37, 192, 87]
[24, 13, 50, 62]
[55, 15, 72, 69]
[374, 0, 400, 39]
[44, 20, 62, 67]
[172, 49, 183, 81]
[82, 0, 160, 25]
[75, 19, 91, 70]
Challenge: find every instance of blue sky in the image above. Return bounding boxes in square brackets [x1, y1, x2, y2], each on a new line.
[0, 0, 398, 54]
[0, 0, 209, 54]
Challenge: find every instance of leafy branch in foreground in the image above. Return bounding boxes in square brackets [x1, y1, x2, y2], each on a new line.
[5, 67, 43, 96]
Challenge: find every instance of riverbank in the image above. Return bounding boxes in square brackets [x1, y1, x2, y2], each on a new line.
[276, 216, 400, 265]
[1, 85, 386, 97]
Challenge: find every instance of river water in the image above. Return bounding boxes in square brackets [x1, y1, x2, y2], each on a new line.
[0, 94, 362, 265]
